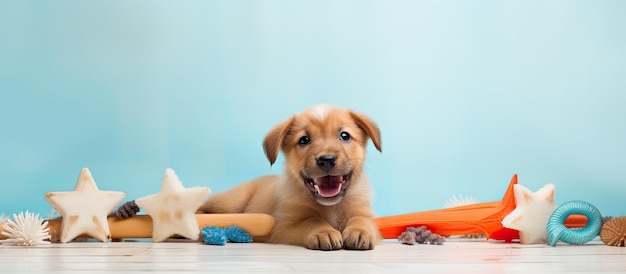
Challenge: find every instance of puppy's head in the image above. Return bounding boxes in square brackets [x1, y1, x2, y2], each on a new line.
[263, 104, 381, 206]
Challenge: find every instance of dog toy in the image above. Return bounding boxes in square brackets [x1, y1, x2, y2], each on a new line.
[113, 201, 258, 244]
[374, 174, 589, 242]
[201, 226, 227, 245]
[375, 174, 520, 241]
[0, 211, 51, 246]
[135, 168, 211, 242]
[114, 200, 140, 219]
[501, 184, 557, 244]
[600, 216, 626, 246]
[398, 226, 445, 245]
[547, 200, 603, 246]
[44, 168, 126, 243]
[201, 225, 253, 245]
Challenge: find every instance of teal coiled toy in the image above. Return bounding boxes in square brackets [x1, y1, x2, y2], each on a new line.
[547, 200, 602, 247]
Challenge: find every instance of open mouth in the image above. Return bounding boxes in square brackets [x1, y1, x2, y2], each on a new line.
[303, 172, 352, 199]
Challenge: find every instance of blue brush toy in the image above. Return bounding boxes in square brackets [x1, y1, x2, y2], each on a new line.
[201, 225, 253, 245]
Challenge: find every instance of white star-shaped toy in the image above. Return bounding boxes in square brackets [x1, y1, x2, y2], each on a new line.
[501, 184, 557, 244]
[44, 168, 126, 243]
[135, 168, 211, 242]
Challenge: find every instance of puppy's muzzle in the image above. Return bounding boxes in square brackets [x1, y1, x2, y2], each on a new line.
[316, 154, 336, 172]
[302, 154, 352, 206]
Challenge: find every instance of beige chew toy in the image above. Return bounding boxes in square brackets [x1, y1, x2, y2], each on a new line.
[44, 168, 126, 243]
[135, 168, 211, 242]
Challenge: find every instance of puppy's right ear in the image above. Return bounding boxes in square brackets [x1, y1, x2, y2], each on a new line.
[263, 117, 294, 165]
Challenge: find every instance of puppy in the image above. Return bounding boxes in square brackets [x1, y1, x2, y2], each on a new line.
[197, 104, 382, 250]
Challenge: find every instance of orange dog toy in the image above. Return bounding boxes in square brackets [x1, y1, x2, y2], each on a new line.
[374, 174, 588, 241]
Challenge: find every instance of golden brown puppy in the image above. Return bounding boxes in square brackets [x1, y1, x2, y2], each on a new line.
[197, 104, 382, 250]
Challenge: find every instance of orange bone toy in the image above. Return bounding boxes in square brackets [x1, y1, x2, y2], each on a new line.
[374, 174, 588, 241]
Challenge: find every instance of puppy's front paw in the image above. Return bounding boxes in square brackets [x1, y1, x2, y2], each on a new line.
[342, 226, 377, 250]
[306, 229, 343, 251]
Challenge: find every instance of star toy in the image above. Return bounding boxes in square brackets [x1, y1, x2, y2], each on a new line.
[44, 168, 126, 243]
[501, 184, 557, 244]
[135, 168, 211, 242]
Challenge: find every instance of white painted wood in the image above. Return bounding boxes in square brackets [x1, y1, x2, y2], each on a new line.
[1, 238, 625, 273]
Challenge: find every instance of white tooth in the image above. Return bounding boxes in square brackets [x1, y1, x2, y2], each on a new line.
[314, 184, 343, 198]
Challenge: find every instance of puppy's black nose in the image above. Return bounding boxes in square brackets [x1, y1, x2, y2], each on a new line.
[316, 155, 336, 172]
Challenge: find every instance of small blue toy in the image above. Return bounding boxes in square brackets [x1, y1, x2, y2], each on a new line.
[225, 225, 253, 243]
[201, 226, 228, 245]
[547, 200, 603, 247]
[201, 225, 253, 245]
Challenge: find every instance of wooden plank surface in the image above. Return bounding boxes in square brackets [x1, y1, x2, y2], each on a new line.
[1, 238, 625, 273]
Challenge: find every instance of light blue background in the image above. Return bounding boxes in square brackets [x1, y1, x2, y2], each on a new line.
[1, 1, 625, 219]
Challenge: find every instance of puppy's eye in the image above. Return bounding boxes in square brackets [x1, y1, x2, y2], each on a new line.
[340, 131, 351, 141]
[298, 136, 311, 145]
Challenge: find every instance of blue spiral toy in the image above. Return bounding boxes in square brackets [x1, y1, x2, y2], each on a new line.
[547, 200, 602, 247]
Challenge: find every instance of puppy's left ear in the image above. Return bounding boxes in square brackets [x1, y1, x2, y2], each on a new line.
[263, 116, 295, 166]
[350, 112, 382, 152]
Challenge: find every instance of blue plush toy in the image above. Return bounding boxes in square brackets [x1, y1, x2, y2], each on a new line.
[201, 225, 253, 245]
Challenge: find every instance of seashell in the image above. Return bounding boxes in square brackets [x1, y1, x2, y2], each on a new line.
[600, 216, 626, 247]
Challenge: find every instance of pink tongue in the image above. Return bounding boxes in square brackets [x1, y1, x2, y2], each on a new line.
[314, 176, 343, 197]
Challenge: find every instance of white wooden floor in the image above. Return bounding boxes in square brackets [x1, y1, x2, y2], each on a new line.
[1, 238, 625, 273]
